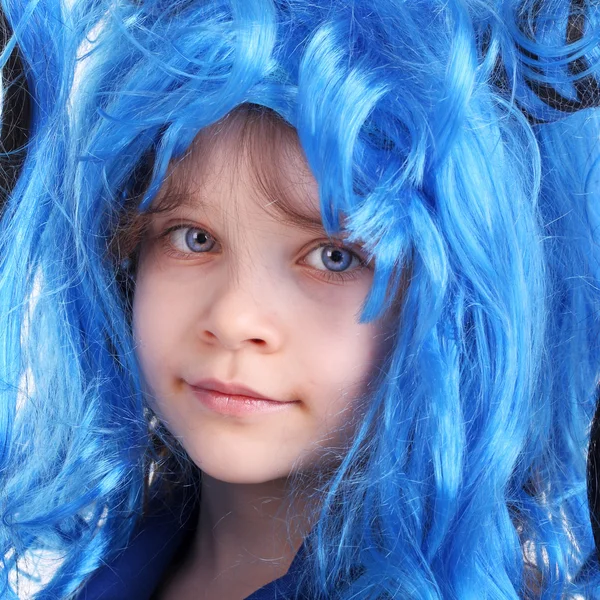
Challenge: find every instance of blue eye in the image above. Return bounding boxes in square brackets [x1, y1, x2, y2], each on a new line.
[170, 227, 216, 253]
[304, 244, 361, 272]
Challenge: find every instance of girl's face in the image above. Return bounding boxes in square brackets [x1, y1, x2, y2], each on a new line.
[133, 118, 385, 484]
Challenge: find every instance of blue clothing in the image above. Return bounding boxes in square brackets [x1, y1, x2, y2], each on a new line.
[78, 492, 307, 599]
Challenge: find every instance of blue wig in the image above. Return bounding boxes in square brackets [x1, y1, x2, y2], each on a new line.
[1, 0, 600, 598]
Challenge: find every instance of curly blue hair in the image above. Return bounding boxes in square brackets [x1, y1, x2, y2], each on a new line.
[1, 0, 600, 597]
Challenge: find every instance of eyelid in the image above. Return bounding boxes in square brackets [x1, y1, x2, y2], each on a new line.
[299, 239, 369, 264]
[155, 225, 372, 279]
[297, 239, 372, 284]
[159, 223, 221, 258]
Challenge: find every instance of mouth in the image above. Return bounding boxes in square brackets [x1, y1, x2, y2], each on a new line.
[188, 378, 299, 417]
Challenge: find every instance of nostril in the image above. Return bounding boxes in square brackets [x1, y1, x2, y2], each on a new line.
[250, 338, 266, 346]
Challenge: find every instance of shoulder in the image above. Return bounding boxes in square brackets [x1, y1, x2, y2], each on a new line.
[76, 491, 199, 600]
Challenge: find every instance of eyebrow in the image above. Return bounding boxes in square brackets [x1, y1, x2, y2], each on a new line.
[261, 198, 328, 234]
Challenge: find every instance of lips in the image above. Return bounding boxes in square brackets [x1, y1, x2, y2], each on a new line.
[188, 378, 298, 417]
[189, 378, 283, 402]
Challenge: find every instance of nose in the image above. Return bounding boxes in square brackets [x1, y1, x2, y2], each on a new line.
[198, 275, 284, 353]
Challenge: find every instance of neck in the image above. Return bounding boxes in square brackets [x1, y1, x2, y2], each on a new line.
[191, 473, 312, 587]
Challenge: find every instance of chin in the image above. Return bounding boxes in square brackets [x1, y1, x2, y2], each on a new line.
[187, 450, 294, 485]
[197, 464, 291, 485]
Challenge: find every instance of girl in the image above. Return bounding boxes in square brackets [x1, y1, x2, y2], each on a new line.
[1, 0, 600, 598]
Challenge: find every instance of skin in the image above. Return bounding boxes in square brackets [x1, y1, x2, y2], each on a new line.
[132, 118, 386, 598]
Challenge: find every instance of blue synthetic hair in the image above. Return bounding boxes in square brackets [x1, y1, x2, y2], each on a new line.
[1, 0, 600, 598]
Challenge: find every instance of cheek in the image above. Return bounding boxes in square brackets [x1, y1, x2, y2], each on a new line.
[297, 283, 380, 379]
[297, 305, 382, 418]
[293, 281, 382, 423]
[131, 260, 182, 393]
[290, 320, 382, 471]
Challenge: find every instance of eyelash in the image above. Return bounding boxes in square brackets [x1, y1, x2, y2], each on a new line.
[299, 243, 368, 283]
[158, 224, 370, 283]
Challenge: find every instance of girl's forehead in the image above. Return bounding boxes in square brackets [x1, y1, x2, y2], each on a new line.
[153, 110, 325, 232]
